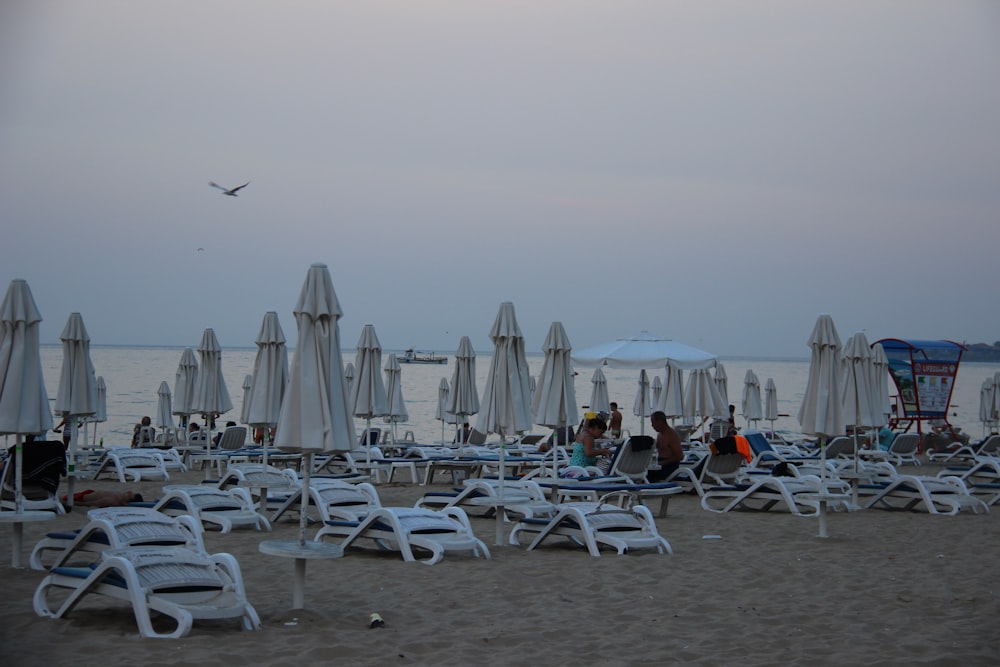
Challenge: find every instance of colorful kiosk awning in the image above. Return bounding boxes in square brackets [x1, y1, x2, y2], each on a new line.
[875, 339, 966, 434]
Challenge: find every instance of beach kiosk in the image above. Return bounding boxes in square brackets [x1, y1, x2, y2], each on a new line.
[875, 339, 966, 446]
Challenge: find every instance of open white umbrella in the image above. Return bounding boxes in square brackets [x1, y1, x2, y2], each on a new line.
[267, 263, 354, 609]
[0, 279, 55, 567]
[245, 311, 289, 470]
[54, 312, 98, 506]
[436, 377, 454, 443]
[447, 336, 480, 446]
[532, 322, 579, 481]
[588, 367, 610, 416]
[764, 378, 779, 436]
[154, 381, 173, 448]
[351, 324, 388, 464]
[383, 353, 409, 444]
[741, 369, 763, 429]
[190, 328, 233, 464]
[240, 374, 253, 425]
[714, 364, 729, 409]
[658, 363, 685, 420]
[632, 369, 651, 435]
[479, 302, 532, 546]
[572, 330, 717, 370]
[797, 314, 845, 538]
[172, 347, 199, 427]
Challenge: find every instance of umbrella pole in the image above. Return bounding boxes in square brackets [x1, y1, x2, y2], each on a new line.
[496, 435, 506, 546]
[299, 453, 311, 546]
[366, 418, 372, 465]
[66, 419, 78, 510]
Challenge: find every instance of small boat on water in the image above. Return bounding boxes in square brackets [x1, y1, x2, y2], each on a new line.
[399, 348, 447, 364]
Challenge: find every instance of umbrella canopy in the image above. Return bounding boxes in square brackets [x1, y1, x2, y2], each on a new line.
[436, 377, 454, 443]
[764, 378, 779, 422]
[245, 311, 289, 428]
[190, 328, 233, 428]
[714, 364, 729, 408]
[633, 369, 651, 418]
[447, 336, 480, 442]
[658, 363, 685, 418]
[156, 381, 173, 431]
[350, 324, 388, 422]
[531, 321, 579, 430]
[840, 332, 879, 430]
[869, 343, 892, 427]
[588, 367, 610, 416]
[797, 314, 845, 438]
[343, 362, 355, 400]
[683, 368, 725, 422]
[650, 376, 663, 413]
[54, 312, 98, 420]
[383, 353, 409, 443]
[741, 369, 764, 427]
[172, 347, 199, 423]
[571, 330, 717, 370]
[0, 279, 53, 436]
[240, 374, 253, 425]
[478, 302, 532, 438]
[86, 375, 108, 446]
[980, 378, 996, 436]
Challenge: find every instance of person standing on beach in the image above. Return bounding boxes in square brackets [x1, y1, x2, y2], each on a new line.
[609, 402, 623, 439]
[648, 411, 683, 481]
[53, 415, 74, 449]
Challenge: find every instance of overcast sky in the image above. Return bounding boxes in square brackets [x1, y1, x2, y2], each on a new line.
[3, 1, 998, 358]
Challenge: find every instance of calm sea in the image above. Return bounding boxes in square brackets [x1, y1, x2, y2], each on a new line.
[35, 346, 1000, 446]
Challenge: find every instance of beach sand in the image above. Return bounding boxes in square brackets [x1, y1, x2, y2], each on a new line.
[2, 464, 997, 666]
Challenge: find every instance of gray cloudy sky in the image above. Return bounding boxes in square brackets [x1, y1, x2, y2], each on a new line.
[2, 1, 998, 357]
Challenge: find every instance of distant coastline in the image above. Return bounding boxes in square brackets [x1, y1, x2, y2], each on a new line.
[963, 342, 1000, 362]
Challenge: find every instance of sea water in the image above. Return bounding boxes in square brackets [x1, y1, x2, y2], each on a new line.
[35, 346, 1000, 447]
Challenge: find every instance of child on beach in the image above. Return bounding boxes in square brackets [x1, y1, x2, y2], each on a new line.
[568, 416, 612, 468]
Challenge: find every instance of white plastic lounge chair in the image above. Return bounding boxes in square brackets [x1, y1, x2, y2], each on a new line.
[701, 474, 849, 515]
[154, 485, 271, 533]
[885, 433, 921, 467]
[1, 440, 67, 515]
[938, 458, 1000, 507]
[510, 500, 671, 556]
[660, 452, 746, 497]
[314, 506, 490, 565]
[607, 435, 655, 483]
[216, 463, 301, 511]
[92, 448, 170, 483]
[927, 434, 1000, 464]
[189, 426, 249, 475]
[33, 545, 261, 639]
[269, 477, 381, 523]
[30, 507, 205, 571]
[861, 474, 988, 515]
[416, 478, 556, 520]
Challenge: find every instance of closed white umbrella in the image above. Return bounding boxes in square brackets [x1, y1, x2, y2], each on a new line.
[240, 374, 253, 425]
[54, 312, 98, 505]
[588, 367, 610, 416]
[246, 311, 289, 469]
[658, 363, 685, 419]
[979, 378, 996, 438]
[684, 367, 725, 436]
[436, 377, 453, 443]
[741, 369, 764, 429]
[650, 376, 663, 415]
[191, 328, 233, 463]
[447, 336, 480, 446]
[269, 263, 353, 608]
[841, 332, 878, 458]
[479, 302, 533, 545]
[714, 364, 729, 408]
[797, 314, 845, 537]
[764, 378, 779, 436]
[351, 324, 388, 463]
[156, 381, 173, 434]
[0, 279, 54, 566]
[172, 347, 199, 427]
[86, 375, 107, 447]
[870, 343, 892, 428]
[343, 362, 355, 401]
[532, 321, 579, 480]
[632, 369, 651, 435]
[383, 353, 409, 444]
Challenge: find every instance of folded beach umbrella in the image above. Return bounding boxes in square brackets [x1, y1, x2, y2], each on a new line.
[588, 367, 610, 416]
[273, 263, 355, 607]
[351, 324, 388, 463]
[798, 315, 845, 495]
[650, 376, 663, 415]
[658, 363, 685, 419]
[85, 375, 107, 447]
[840, 332, 878, 444]
[156, 381, 173, 433]
[172, 347, 199, 426]
[344, 362, 355, 401]
[633, 369, 651, 435]
[532, 321, 579, 460]
[447, 336, 480, 445]
[0, 279, 54, 565]
[55, 312, 98, 501]
[190, 328, 234, 451]
[764, 378, 779, 435]
[683, 367, 725, 428]
[383, 353, 409, 444]
[979, 378, 995, 438]
[869, 343, 892, 428]
[240, 374, 253, 425]
[246, 311, 289, 468]
[714, 364, 729, 408]
[741, 370, 763, 428]
[478, 302, 533, 439]
[436, 377, 454, 443]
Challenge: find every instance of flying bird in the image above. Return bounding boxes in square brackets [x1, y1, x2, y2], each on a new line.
[208, 181, 250, 196]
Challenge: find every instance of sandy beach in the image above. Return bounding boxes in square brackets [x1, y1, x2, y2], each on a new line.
[2, 464, 997, 667]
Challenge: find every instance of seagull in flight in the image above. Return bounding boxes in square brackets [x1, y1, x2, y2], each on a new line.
[209, 181, 250, 196]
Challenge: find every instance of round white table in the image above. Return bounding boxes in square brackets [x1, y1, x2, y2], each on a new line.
[259, 540, 343, 609]
[0, 510, 56, 568]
